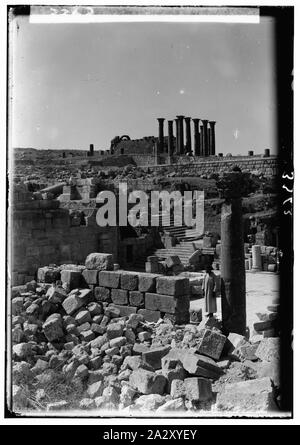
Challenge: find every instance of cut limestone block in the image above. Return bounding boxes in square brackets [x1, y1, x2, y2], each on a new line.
[98, 271, 120, 288]
[42, 314, 64, 342]
[156, 276, 190, 297]
[111, 289, 128, 305]
[137, 309, 161, 323]
[94, 286, 111, 303]
[110, 304, 137, 317]
[253, 319, 276, 332]
[138, 273, 158, 293]
[129, 291, 144, 308]
[184, 377, 213, 402]
[142, 346, 171, 370]
[62, 289, 92, 315]
[60, 270, 82, 290]
[145, 293, 189, 314]
[120, 272, 139, 291]
[162, 348, 223, 380]
[255, 338, 280, 362]
[37, 266, 61, 284]
[165, 256, 181, 269]
[145, 262, 159, 273]
[85, 253, 114, 271]
[82, 269, 99, 285]
[196, 328, 227, 360]
[216, 377, 277, 413]
[129, 369, 167, 395]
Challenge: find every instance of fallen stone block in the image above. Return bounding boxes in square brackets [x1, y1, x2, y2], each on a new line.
[138, 273, 158, 293]
[129, 291, 144, 308]
[253, 319, 276, 332]
[60, 270, 82, 290]
[98, 271, 120, 288]
[145, 293, 189, 314]
[46, 286, 67, 304]
[231, 342, 259, 361]
[80, 330, 95, 342]
[145, 262, 159, 273]
[94, 286, 111, 303]
[184, 377, 213, 402]
[196, 329, 226, 360]
[77, 322, 91, 333]
[142, 346, 171, 370]
[85, 253, 114, 271]
[133, 343, 150, 355]
[156, 397, 186, 413]
[216, 377, 277, 413]
[121, 272, 139, 291]
[106, 323, 123, 340]
[227, 332, 247, 353]
[137, 309, 161, 323]
[42, 314, 64, 342]
[87, 302, 103, 317]
[37, 266, 60, 284]
[170, 379, 186, 399]
[165, 255, 181, 269]
[87, 380, 104, 398]
[156, 276, 190, 297]
[111, 289, 128, 305]
[134, 394, 166, 412]
[104, 306, 120, 318]
[75, 310, 92, 325]
[255, 338, 280, 362]
[11, 297, 24, 316]
[82, 269, 99, 285]
[267, 304, 279, 312]
[62, 289, 92, 315]
[111, 304, 137, 317]
[162, 348, 222, 380]
[129, 369, 167, 395]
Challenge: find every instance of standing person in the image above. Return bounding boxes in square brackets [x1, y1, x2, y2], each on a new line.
[202, 265, 217, 318]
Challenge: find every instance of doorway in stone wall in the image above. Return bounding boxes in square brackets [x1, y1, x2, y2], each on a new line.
[126, 245, 133, 263]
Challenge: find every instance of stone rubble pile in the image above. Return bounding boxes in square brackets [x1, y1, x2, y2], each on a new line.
[11, 253, 281, 415]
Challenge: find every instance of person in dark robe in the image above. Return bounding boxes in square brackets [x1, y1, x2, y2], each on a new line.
[202, 265, 217, 317]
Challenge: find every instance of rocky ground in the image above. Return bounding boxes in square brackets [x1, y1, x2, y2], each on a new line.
[11, 261, 282, 417]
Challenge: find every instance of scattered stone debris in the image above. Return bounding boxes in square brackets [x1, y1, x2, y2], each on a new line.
[10, 255, 281, 415]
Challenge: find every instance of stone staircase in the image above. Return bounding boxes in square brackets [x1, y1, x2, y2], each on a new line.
[131, 210, 205, 270]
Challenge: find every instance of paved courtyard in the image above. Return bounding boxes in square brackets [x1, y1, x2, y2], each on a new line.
[190, 271, 279, 330]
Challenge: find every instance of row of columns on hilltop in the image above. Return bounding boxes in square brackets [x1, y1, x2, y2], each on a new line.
[157, 116, 216, 157]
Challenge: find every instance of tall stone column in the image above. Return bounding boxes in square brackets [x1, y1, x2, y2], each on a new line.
[89, 144, 94, 157]
[199, 125, 204, 156]
[193, 118, 200, 156]
[157, 118, 165, 153]
[185, 117, 192, 153]
[175, 118, 180, 155]
[201, 119, 209, 156]
[167, 120, 174, 157]
[209, 121, 216, 156]
[219, 171, 247, 336]
[176, 115, 185, 154]
[208, 128, 211, 156]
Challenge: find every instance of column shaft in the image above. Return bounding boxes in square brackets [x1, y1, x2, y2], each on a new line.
[185, 117, 192, 153]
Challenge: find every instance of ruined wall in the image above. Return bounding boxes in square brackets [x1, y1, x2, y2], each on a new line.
[144, 156, 278, 178]
[10, 185, 119, 286]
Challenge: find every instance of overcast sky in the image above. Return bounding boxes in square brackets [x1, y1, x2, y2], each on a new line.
[11, 14, 276, 155]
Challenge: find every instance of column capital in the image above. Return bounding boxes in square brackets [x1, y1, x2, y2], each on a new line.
[184, 116, 191, 122]
[192, 118, 200, 123]
[157, 117, 165, 122]
[176, 115, 185, 120]
[201, 119, 209, 125]
[209, 120, 216, 126]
